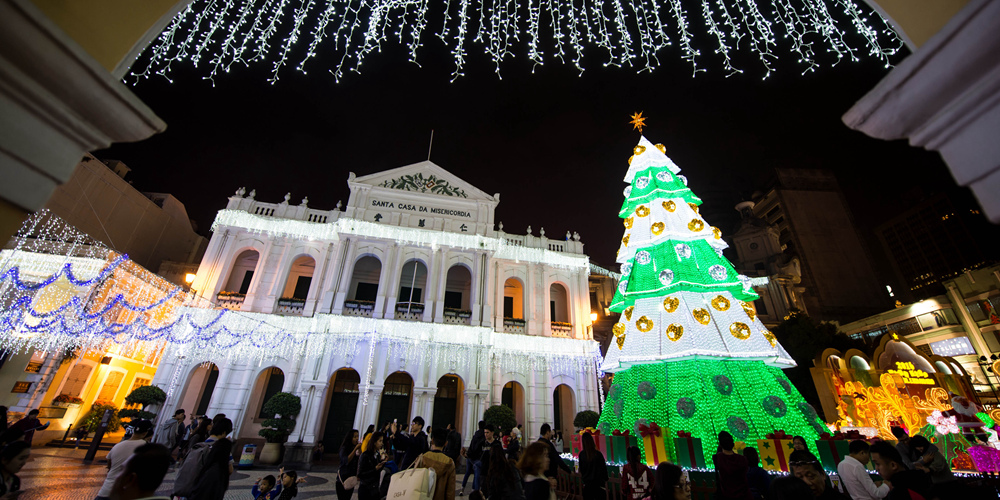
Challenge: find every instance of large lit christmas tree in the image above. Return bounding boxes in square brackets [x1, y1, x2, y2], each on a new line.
[597, 116, 826, 467]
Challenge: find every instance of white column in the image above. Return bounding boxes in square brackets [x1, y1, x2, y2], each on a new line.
[427, 248, 444, 323]
[526, 265, 537, 335]
[304, 243, 334, 316]
[374, 244, 397, 319]
[317, 242, 345, 314]
[331, 239, 359, 314]
[541, 271, 552, 337]
[242, 238, 275, 311]
[261, 240, 294, 314]
[433, 249, 449, 322]
[196, 228, 230, 300]
[299, 382, 327, 443]
[384, 243, 405, 318]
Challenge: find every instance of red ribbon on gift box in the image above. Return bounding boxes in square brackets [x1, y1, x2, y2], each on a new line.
[638, 423, 662, 438]
[612, 430, 631, 437]
[766, 430, 790, 440]
[676, 431, 692, 438]
[820, 432, 846, 440]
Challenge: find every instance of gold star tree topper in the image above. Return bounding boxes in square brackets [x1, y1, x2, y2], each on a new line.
[629, 111, 647, 133]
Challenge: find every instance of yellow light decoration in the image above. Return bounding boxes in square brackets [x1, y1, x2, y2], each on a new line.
[634, 145, 647, 155]
[712, 227, 722, 239]
[624, 217, 634, 229]
[688, 219, 705, 232]
[692, 308, 712, 325]
[624, 306, 634, 321]
[622, 234, 630, 246]
[761, 329, 777, 347]
[616, 335, 626, 350]
[635, 205, 650, 217]
[662, 200, 676, 212]
[730, 322, 751, 340]
[636, 316, 654, 332]
[651, 222, 664, 235]
[711, 295, 731, 311]
[663, 296, 679, 313]
[655, 144, 666, 154]
[665, 323, 684, 342]
[834, 376, 951, 440]
[741, 301, 757, 321]
[613, 323, 626, 337]
[628, 155, 634, 165]
[689, 203, 699, 214]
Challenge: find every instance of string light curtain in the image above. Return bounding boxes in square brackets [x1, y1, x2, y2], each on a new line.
[130, 0, 902, 84]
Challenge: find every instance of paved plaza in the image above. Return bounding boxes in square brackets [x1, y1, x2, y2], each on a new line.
[17, 446, 468, 500]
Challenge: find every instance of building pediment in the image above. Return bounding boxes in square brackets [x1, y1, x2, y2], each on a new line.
[351, 161, 496, 202]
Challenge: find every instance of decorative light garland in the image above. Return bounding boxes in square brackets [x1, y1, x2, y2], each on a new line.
[129, 0, 901, 84]
[211, 210, 591, 270]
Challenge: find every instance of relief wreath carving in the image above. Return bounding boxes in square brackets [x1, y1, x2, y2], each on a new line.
[380, 173, 469, 198]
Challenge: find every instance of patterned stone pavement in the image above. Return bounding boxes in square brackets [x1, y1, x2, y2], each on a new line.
[18, 447, 467, 499]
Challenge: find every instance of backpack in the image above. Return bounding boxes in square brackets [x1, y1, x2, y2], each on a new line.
[173, 441, 211, 496]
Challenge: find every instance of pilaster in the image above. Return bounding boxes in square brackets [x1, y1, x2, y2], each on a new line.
[331, 239, 359, 314]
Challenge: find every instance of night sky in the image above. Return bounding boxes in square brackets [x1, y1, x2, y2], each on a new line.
[99, 20, 966, 299]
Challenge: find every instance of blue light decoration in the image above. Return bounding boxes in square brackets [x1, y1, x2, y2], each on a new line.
[0, 211, 308, 361]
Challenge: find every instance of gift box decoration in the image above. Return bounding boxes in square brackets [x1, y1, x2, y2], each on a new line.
[638, 422, 669, 466]
[758, 430, 795, 472]
[673, 430, 706, 469]
[609, 429, 638, 464]
[570, 434, 584, 457]
[967, 445, 1000, 473]
[590, 430, 606, 457]
[815, 434, 851, 471]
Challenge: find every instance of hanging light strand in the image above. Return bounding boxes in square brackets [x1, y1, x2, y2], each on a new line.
[129, 0, 901, 84]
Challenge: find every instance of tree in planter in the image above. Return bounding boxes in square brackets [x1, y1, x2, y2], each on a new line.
[78, 400, 122, 434]
[573, 410, 600, 430]
[483, 405, 517, 435]
[118, 385, 167, 421]
[258, 392, 302, 443]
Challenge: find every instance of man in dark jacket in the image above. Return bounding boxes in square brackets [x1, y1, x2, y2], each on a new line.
[870, 441, 932, 500]
[538, 423, 572, 481]
[393, 416, 429, 470]
[8, 409, 49, 445]
[443, 423, 462, 462]
[461, 421, 486, 496]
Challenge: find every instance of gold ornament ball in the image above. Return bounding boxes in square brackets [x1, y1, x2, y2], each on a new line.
[636, 315, 654, 332]
[711, 295, 731, 311]
[730, 322, 751, 340]
[662, 200, 676, 212]
[623, 305, 634, 321]
[635, 205, 650, 217]
[666, 323, 684, 342]
[651, 222, 665, 236]
[688, 219, 705, 232]
[663, 296, 679, 313]
[634, 145, 647, 155]
[693, 308, 712, 325]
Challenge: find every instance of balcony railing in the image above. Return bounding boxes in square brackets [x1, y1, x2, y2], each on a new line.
[276, 297, 306, 315]
[503, 317, 526, 334]
[217, 292, 246, 310]
[444, 308, 472, 325]
[344, 300, 375, 317]
[550, 322, 573, 337]
[394, 302, 425, 321]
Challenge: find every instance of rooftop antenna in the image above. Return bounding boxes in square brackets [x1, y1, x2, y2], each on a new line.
[427, 129, 434, 161]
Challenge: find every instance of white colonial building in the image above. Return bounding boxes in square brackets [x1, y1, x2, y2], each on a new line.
[150, 161, 607, 460]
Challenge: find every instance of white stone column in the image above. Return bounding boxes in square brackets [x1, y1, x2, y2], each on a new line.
[427, 248, 444, 323]
[298, 382, 327, 443]
[242, 238, 275, 311]
[196, 228, 230, 300]
[541, 272, 552, 337]
[331, 239, 359, 314]
[317, 242, 345, 314]
[526, 265, 538, 335]
[261, 240, 295, 314]
[374, 244, 397, 319]
[304, 243, 334, 316]
[432, 249, 449, 322]
[384, 243, 405, 318]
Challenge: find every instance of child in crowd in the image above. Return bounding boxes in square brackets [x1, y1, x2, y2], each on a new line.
[252, 475, 280, 500]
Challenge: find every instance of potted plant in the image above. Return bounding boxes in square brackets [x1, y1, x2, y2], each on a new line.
[118, 385, 166, 421]
[51, 394, 84, 408]
[77, 400, 122, 435]
[258, 392, 301, 464]
[573, 410, 599, 431]
[483, 405, 517, 436]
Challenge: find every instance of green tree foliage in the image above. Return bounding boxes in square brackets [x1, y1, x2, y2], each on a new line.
[771, 310, 867, 419]
[573, 410, 600, 429]
[78, 401, 122, 433]
[483, 405, 517, 434]
[259, 392, 302, 443]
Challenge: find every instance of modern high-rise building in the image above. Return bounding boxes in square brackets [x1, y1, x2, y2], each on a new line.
[875, 189, 1000, 302]
[730, 169, 887, 325]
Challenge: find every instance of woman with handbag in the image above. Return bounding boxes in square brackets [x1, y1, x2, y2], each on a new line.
[358, 432, 388, 500]
[337, 429, 362, 500]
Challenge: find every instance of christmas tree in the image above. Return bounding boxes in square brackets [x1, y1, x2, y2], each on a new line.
[597, 122, 827, 467]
